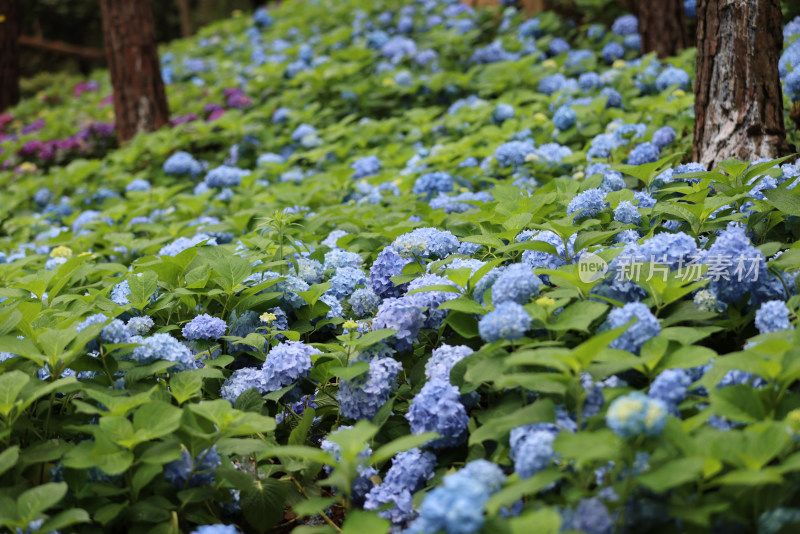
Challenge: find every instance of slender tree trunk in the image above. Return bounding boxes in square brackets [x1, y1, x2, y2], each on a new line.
[100, 0, 169, 143]
[638, 0, 689, 58]
[693, 0, 794, 169]
[175, 0, 192, 38]
[0, 0, 20, 112]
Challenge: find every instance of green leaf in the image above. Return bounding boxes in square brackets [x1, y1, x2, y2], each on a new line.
[637, 458, 705, 493]
[240, 479, 288, 534]
[549, 301, 608, 332]
[17, 483, 68, 522]
[133, 401, 183, 441]
[127, 271, 158, 310]
[710, 385, 766, 423]
[436, 298, 489, 315]
[169, 371, 203, 404]
[341, 510, 390, 534]
[200, 247, 252, 293]
[469, 400, 554, 446]
[0, 446, 19, 478]
[39, 508, 91, 532]
[554, 429, 622, 468]
[485, 469, 564, 515]
[289, 407, 317, 446]
[369, 432, 439, 465]
[763, 188, 800, 216]
[293, 497, 338, 518]
[330, 361, 370, 381]
[444, 311, 480, 338]
[0, 370, 29, 417]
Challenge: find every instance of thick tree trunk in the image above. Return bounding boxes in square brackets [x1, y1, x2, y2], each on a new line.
[638, 0, 689, 58]
[0, 0, 20, 112]
[693, 0, 794, 169]
[175, 0, 192, 38]
[100, 0, 169, 143]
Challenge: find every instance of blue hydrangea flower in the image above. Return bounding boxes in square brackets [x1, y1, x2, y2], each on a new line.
[262, 341, 319, 392]
[579, 72, 603, 91]
[510, 423, 559, 479]
[561, 498, 615, 534]
[126, 178, 150, 192]
[370, 246, 412, 298]
[553, 105, 577, 130]
[602, 42, 625, 64]
[614, 201, 641, 225]
[628, 142, 660, 165]
[324, 249, 363, 271]
[393, 228, 459, 259]
[413, 172, 454, 199]
[478, 301, 531, 343]
[649, 368, 691, 412]
[520, 230, 572, 277]
[568, 188, 608, 219]
[490, 263, 541, 305]
[705, 224, 769, 304]
[623, 33, 641, 51]
[127, 316, 154, 335]
[655, 66, 690, 92]
[364, 448, 436, 525]
[600, 87, 623, 108]
[538, 74, 568, 95]
[164, 151, 203, 177]
[295, 258, 324, 284]
[159, 234, 217, 256]
[322, 229, 348, 249]
[258, 271, 310, 309]
[429, 191, 493, 214]
[351, 155, 382, 179]
[684, 0, 697, 17]
[326, 267, 368, 300]
[492, 103, 515, 124]
[406, 381, 468, 448]
[132, 333, 195, 369]
[494, 140, 535, 167]
[220, 367, 267, 403]
[425, 344, 474, 383]
[606, 392, 668, 438]
[189, 525, 239, 534]
[182, 313, 226, 341]
[611, 14, 638, 35]
[164, 446, 221, 488]
[405, 274, 460, 328]
[382, 36, 417, 63]
[652, 126, 676, 149]
[755, 300, 792, 334]
[204, 165, 250, 188]
[349, 288, 382, 317]
[548, 37, 571, 55]
[373, 297, 425, 353]
[99, 319, 134, 344]
[600, 302, 661, 354]
[338, 356, 402, 420]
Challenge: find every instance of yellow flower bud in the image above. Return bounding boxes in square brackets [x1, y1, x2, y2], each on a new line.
[612, 59, 627, 69]
[542, 59, 557, 69]
[343, 319, 359, 329]
[50, 246, 73, 259]
[260, 312, 277, 324]
[536, 297, 556, 307]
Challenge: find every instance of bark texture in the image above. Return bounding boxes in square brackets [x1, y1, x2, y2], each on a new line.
[693, 0, 794, 168]
[0, 0, 20, 112]
[638, 0, 689, 58]
[175, 0, 193, 38]
[100, 0, 170, 143]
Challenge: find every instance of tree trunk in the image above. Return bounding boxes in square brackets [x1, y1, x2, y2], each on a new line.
[175, 0, 192, 38]
[638, 0, 689, 58]
[692, 0, 794, 169]
[0, 0, 20, 112]
[100, 0, 169, 143]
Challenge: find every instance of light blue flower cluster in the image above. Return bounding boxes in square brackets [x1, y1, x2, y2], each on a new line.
[567, 188, 608, 219]
[158, 234, 217, 256]
[364, 448, 436, 525]
[649, 368, 692, 412]
[405, 274, 460, 328]
[259, 271, 310, 308]
[405, 460, 505, 534]
[553, 105, 577, 130]
[705, 224, 768, 303]
[189, 525, 238, 534]
[373, 297, 425, 353]
[338, 356, 402, 420]
[326, 267, 367, 300]
[164, 446, 221, 488]
[323, 249, 363, 271]
[627, 142, 660, 165]
[655, 66, 690, 92]
[429, 191, 492, 214]
[652, 126, 676, 149]
[425, 344, 474, 383]
[262, 340, 319, 392]
[510, 423, 559, 479]
[127, 316, 154, 335]
[755, 300, 792, 334]
[413, 171, 454, 199]
[349, 288, 382, 317]
[561, 498, 615, 534]
[220, 367, 267, 404]
[490, 263, 541, 305]
[600, 302, 660, 354]
[478, 301, 531, 343]
[406, 381, 468, 448]
[295, 258, 324, 284]
[132, 333, 195, 369]
[351, 155, 382, 179]
[204, 165, 250, 188]
[606, 392, 668, 438]
[182, 313, 226, 340]
[163, 151, 203, 177]
[392, 228, 460, 259]
[492, 103, 515, 124]
[370, 246, 412, 298]
[613, 200, 640, 225]
[494, 140, 535, 167]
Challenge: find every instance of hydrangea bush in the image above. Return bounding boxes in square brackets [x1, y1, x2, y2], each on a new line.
[2, 1, 800, 533]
